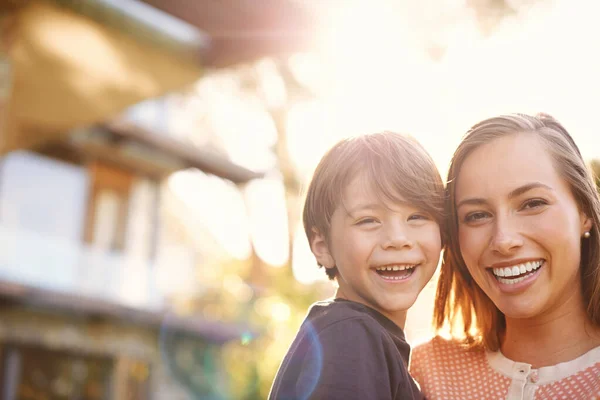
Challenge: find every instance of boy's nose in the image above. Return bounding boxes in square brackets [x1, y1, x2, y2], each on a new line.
[382, 226, 413, 250]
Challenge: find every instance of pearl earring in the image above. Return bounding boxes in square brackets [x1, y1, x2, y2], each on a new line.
[583, 231, 591, 238]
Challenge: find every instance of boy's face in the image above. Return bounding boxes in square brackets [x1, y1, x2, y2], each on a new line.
[311, 175, 442, 323]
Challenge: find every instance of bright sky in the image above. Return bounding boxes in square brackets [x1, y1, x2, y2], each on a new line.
[168, 0, 600, 287]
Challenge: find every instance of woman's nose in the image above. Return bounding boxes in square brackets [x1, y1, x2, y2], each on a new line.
[489, 220, 524, 255]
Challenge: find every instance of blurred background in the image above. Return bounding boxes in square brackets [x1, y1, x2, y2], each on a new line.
[0, 0, 599, 398]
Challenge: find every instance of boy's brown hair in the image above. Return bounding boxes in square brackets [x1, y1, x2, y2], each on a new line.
[302, 131, 445, 280]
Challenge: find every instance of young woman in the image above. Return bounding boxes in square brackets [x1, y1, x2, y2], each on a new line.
[410, 113, 600, 399]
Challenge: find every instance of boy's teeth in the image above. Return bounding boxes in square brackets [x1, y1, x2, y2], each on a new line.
[375, 264, 416, 271]
[374, 264, 417, 281]
[492, 261, 543, 279]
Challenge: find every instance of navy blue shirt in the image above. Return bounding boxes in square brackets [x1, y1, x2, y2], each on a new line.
[269, 299, 423, 400]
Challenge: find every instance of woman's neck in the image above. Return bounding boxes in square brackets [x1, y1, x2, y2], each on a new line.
[501, 292, 600, 368]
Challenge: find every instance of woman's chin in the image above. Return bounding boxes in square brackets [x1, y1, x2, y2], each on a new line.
[494, 300, 543, 320]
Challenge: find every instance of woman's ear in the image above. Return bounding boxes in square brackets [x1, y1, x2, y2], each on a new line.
[580, 213, 593, 236]
[310, 229, 335, 269]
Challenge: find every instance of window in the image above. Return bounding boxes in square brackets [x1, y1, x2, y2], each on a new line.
[84, 162, 133, 252]
[0, 151, 88, 241]
[85, 161, 159, 260]
[1, 345, 113, 400]
[0, 345, 152, 400]
[115, 358, 152, 400]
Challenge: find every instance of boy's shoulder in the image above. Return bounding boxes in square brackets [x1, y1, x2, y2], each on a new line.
[305, 298, 380, 325]
[269, 299, 422, 400]
[304, 299, 403, 340]
[298, 299, 412, 368]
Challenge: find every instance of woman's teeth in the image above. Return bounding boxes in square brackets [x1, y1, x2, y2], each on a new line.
[491, 260, 543, 285]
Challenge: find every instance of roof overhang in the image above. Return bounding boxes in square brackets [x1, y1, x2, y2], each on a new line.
[138, 0, 318, 67]
[2, 0, 204, 153]
[63, 121, 264, 183]
[0, 280, 249, 344]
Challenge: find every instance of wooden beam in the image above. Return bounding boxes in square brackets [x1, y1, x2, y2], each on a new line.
[105, 121, 264, 183]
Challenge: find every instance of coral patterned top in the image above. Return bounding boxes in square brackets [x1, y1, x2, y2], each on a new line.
[410, 336, 600, 400]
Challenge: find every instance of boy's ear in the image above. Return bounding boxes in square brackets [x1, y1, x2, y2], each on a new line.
[310, 229, 335, 269]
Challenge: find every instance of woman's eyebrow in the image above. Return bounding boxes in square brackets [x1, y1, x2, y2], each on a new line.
[507, 182, 553, 199]
[456, 182, 553, 210]
[456, 197, 486, 210]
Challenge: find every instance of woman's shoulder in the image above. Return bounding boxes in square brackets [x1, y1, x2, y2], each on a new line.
[411, 335, 486, 366]
[409, 335, 490, 391]
[413, 335, 478, 353]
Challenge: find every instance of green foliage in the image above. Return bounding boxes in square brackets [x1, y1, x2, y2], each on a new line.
[175, 254, 328, 399]
[220, 260, 328, 399]
[590, 159, 600, 193]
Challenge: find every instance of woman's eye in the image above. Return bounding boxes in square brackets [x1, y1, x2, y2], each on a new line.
[463, 211, 489, 223]
[521, 198, 547, 210]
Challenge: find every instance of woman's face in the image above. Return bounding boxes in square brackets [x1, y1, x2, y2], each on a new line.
[455, 132, 591, 320]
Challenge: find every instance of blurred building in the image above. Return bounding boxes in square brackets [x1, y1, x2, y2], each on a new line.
[0, 0, 316, 398]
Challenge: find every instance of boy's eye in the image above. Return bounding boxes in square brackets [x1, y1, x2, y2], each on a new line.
[356, 217, 378, 225]
[408, 213, 430, 221]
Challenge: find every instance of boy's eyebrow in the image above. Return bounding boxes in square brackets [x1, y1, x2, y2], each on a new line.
[456, 182, 553, 209]
[345, 203, 381, 215]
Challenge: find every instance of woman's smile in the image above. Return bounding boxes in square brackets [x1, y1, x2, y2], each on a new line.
[456, 132, 590, 319]
[487, 259, 545, 292]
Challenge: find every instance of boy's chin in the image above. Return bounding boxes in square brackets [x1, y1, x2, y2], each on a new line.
[376, 294, 419, 314]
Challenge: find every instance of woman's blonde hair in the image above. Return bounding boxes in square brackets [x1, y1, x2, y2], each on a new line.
[435, 113, 600, 350]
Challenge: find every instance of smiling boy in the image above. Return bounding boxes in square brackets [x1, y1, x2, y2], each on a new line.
[268, 132, 445, 400]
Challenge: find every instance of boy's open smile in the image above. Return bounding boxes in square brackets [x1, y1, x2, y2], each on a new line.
[374, 264, 418, 281]
[311, 174, 442, 327]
